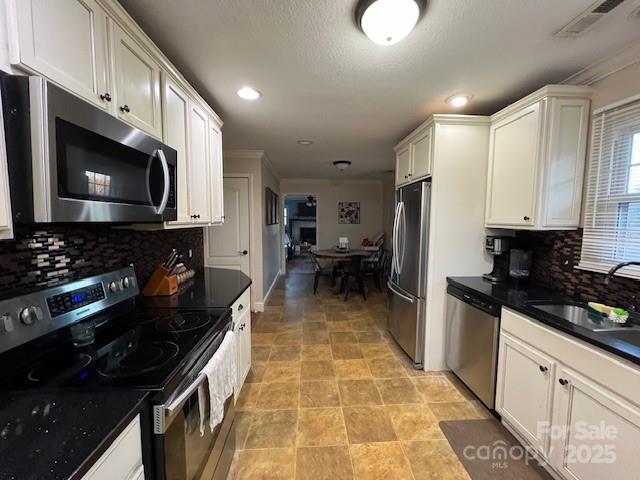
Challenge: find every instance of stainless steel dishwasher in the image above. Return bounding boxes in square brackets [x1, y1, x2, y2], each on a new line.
[445, 285, 501, 409]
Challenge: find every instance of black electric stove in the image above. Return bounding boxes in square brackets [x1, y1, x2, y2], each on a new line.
[0, 267, 235, 480]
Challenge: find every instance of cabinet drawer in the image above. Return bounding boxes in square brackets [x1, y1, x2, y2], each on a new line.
[82, 415, 143, 480]
[232, 288, 251, 320]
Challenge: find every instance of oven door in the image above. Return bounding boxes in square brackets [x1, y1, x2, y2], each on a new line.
[32, 78, 177, 223]
[154, 322, 235, 480]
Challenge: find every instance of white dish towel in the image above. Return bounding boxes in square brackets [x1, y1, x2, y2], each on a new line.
[197, 330, 237, 435]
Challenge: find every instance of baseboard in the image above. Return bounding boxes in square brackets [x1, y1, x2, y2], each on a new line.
[253, 301, 265, 312]
[262, 273, 280, 307]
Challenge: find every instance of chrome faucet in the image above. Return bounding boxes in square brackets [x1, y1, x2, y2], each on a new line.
[604, 261, 640, 285]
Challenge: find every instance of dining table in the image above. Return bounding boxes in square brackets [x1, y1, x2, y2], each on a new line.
[313, 249, 373, 300]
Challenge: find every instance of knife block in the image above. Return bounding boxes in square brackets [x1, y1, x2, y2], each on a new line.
[142, 265, 179, 296]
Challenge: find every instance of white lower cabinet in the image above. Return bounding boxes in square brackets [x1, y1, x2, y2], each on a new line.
[497, 308, 640, 479]
[549, 367, 640, 480]
[0, 94, 13, 240]
[232, 288, 252, 398]
[496, 333, 555, 456]
[81, 415, 144, 480]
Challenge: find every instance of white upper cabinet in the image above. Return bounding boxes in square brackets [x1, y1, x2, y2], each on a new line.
[9, 0, 111, 110]
[395, 123, 433, 187]
[111, 23, 162, 138]
[162, 74, 191, 225]
[485, 85, 592, 230]
[188, 101, 212, 224]
[208, 117, 224, 225]
[5, 0, 224, 229]
[395, 146, 411, 186]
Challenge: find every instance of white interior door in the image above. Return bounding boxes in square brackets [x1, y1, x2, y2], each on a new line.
[205, 177, 250, 276]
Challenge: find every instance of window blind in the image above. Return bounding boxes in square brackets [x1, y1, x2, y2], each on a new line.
[579, 96, 640, 279]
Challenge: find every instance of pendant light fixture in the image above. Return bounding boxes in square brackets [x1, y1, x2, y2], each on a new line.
[356, 0, 426, 46]
[305, 196, 317, 207]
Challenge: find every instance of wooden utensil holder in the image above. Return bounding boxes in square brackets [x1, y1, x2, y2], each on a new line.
[142, 265, 179, 296]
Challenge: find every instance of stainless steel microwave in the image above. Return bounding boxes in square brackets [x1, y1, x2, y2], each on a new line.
[1, 74, 177, 223]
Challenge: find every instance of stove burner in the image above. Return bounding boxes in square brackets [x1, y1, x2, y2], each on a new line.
[155, 312, 212, 333]
[27, 353, 93, 383]
[133, 311, 170, 325]
[97, 331, 179, 379]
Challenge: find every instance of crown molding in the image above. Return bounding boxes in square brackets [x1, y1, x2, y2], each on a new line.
[223, 149, 266, 160]
[562, 40, 640, 86]
[281, 178, 383, 185]
[261, 151, 281, 179]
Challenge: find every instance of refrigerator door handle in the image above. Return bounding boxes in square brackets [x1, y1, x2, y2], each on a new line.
[387, 280, 415, 304]
[398, 201, 406, 275]
[392, 202, 401, 273]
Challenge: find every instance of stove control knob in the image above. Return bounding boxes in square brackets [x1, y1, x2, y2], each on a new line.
[122, 277, 131, 289]
[19, 307, 40, 326]
[0, 314, 14, 334]
[109, 281, 119, 293]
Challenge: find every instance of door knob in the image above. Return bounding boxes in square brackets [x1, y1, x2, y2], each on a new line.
[120, 104, 130, 113]
[539, 365, 548, 373]
[239, 250, 248, 256]
[523, 216, 530, 221]
[558, 378, 569, 386]
[100, 93, 112, 102]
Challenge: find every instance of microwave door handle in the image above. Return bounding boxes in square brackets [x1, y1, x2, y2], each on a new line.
[155, 149, 170, 215]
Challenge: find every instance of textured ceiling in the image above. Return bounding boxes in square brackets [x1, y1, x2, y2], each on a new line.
[119, 0, 640, 178]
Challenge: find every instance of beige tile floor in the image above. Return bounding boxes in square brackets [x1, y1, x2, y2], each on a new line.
[227, 274, 490, 480]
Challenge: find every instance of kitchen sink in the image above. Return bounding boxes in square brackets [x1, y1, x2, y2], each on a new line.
[529, 303, 640, 332]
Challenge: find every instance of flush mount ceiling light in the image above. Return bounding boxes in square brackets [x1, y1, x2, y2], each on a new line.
[237, 86, 262, 100]
[305, 196, 317, 207]
[356, 0, 425, 46]
[297, 139, 314, 145]
[333, 160, 352, 171]
[447, 94, 472, 108]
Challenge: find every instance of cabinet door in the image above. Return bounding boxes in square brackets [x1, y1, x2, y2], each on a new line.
[395, 146, 411, 186]
[410, 126, 433, 179]
[111, 24, 162, 138]
[208, 118, 224, 224]
[234, 308, 251, 394]
[542, 98, 590, 228]
[486, 102, 542, 227]
[496, 332, 555, 456]
[162, 74, 192, 224]
[0, 95, 13, 240]
[550, 367, 640, 480]
[188, 101, 212, 224]
[11, 0, 110, 110]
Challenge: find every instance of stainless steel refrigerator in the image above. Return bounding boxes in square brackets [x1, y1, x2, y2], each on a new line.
[388, 180, 431, 368]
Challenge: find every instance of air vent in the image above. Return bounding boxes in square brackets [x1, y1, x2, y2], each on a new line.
[555, 0, 627, 37]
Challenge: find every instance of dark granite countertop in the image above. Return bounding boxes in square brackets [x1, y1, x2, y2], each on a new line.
[142, 267, 252, 310]
[0, 390, 147, 480]
[447, 276, 640, 367]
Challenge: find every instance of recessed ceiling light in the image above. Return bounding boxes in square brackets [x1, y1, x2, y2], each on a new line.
[297, 140, 313, 146]
[333, 160, 352, 171]
[447, 94, 472, 108]
[356, 0, 423, 46]
[237, 86, 262, 100]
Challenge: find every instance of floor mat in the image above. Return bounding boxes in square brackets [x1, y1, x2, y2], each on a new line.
[439, 419, 554, 480]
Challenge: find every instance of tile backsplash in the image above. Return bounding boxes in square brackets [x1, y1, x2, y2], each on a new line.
[0, 225, 204, 300]
[517, 229, 640, 308]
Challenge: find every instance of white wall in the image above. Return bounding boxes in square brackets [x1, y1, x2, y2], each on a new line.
[590, 61, 640, 110]
[280, 179, 384, 251]
[381, 173, 395, 250]
[262, 159, 281, 302]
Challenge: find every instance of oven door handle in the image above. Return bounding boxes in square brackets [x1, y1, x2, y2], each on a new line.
[155, 148, 170, 215]
[164, 372, 207, 417]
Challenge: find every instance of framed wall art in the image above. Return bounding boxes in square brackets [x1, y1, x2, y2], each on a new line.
[338, 202, 360, 224]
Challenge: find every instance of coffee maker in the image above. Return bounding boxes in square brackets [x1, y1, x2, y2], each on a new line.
[483, 236, 511, 283]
